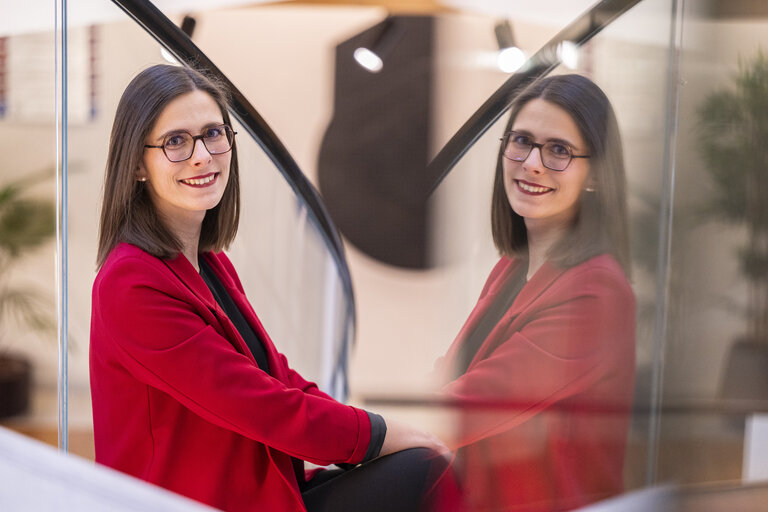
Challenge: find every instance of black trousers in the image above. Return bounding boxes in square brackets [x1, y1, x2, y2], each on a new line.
[300, 448, 450, 512]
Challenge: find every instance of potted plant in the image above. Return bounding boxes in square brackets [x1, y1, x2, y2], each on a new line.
[0, 173, 56, 418]
[698, 50, 768, 402]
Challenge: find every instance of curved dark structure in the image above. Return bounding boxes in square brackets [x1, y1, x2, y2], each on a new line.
[110, 0, 357, 395]
[111, 0, 356, 322]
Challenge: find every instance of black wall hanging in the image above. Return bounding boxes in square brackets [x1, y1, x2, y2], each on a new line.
[318, 16, 434, 269]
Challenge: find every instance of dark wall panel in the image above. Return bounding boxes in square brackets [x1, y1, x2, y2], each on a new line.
[318, 16, 434, 269]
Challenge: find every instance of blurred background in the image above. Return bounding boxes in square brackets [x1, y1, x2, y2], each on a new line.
[1, 0, 768, 505]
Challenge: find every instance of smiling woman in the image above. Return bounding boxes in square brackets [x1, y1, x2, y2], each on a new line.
[434, 74, 636, 512]
[502, 98, 593, 268]
[95, 66, 242, 269]
[137, 90, 233, 267]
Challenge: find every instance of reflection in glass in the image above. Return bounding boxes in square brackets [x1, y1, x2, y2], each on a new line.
[434, 74, 635, 511]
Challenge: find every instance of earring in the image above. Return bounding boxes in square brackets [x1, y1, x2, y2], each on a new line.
[138, 177, 147, 182]
[585, 186, 595, 192]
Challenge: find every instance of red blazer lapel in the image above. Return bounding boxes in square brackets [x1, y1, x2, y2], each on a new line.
[199, 252, 282, 374]
[162, 252, 257, 364]
[470, 261, 568, 363]
[507, 261, 567, 318]
[162, 253, 217, 310]
[446, 258, 569, 371]
[441, 257, 522, 367]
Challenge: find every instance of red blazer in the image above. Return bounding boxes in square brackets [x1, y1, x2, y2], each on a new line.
[436, 255, 636, 511]
[90, 243, 373, 511]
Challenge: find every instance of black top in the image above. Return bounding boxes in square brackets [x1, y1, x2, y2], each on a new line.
[199, 256, 271, 374]
[456, 265, 527, 378]
[198, 255, 386, 463]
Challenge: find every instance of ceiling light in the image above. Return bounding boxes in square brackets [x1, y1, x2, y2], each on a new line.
[494, 19, 525, 73]
[353, 18, 403, 74]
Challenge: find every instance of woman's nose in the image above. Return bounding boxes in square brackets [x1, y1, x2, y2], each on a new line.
[190, 138, 212, 164]
[523, 146, 544, 173]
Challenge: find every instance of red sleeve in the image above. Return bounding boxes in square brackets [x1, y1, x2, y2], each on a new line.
[279, 352, 335, 400]
[212, 251, 335, 401]
[441, 265, 635, 448]
[92, 255, 371, 466]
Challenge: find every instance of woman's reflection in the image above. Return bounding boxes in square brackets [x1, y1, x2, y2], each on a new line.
[435, 74, 636, 511]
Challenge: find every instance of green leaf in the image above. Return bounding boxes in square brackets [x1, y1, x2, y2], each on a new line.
[0, 198, 56, 257]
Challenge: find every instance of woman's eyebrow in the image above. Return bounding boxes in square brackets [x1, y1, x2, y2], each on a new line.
[511, 129, 578, 149]
[154, 128, 186, 141]
[547, 136, 578, 149]
[155, 121, 224, 141]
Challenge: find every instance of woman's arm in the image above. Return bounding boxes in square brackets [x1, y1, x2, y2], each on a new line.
[93, 256, 373, 467]
[211, 251, 339, 401]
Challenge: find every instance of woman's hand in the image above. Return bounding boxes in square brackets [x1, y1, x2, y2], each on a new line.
[378, 418, 449, 458]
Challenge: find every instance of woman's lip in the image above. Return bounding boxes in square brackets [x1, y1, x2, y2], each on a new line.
[179, 172, 219, 187]
[180, 171, 217, 181]
[516, 179, 553, 195]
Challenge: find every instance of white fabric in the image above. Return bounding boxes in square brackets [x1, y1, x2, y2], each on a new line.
[0, 426, 218, 512]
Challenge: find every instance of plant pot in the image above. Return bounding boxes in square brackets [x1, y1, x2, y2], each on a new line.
[720, 339, 768, 402]
[0, 353, 31, 419]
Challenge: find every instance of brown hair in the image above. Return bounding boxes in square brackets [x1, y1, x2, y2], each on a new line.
[97, 64, 240, 268]
[491, 73, 630, 274]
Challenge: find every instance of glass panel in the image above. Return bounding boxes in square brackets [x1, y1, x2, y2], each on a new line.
[587, 0, 677, 489]
[388, 1, 678, 509]
[658, 0, 768, 488]
[429, 0, 768, 507]
[64, 0, 161, 460]
[0, 0, 61, 449]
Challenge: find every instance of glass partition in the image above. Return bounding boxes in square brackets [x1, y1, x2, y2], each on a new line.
[3, 0, 768, 509]
[428, 0, 677, 499]
[0, 0, 62, 450]
[655, 0, 768, 488]
[425, 0, 768, 506]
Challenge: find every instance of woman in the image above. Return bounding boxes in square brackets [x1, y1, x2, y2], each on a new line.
[435, 74, 636, 511]
[90, 64, 449, 512]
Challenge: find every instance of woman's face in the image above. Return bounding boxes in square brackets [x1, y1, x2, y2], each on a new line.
[138, 89, 231, 230]
[503, 98, 591, 234]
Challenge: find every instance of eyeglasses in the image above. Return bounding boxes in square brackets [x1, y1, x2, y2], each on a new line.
[500, 131, 590, 171]
[144, 124, 237, 162]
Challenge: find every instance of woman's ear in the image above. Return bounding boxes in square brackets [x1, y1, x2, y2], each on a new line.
[584, 175, 597, 193]
[136, 162, 148, 182]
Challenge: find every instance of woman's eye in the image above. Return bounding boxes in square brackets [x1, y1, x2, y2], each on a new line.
[548, 143, 571, 157]
[510, 134, 532, 146]
[165, 134, 187, 148]
[204, 126, 224, 139]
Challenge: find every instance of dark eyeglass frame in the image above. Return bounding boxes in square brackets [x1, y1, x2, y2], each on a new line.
[500, 131, 590, 172]
[144, 124, 237, 162]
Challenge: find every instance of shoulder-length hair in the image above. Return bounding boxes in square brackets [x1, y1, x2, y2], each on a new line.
[96, 64, 240, 268]
[490, 73, 630, 275]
